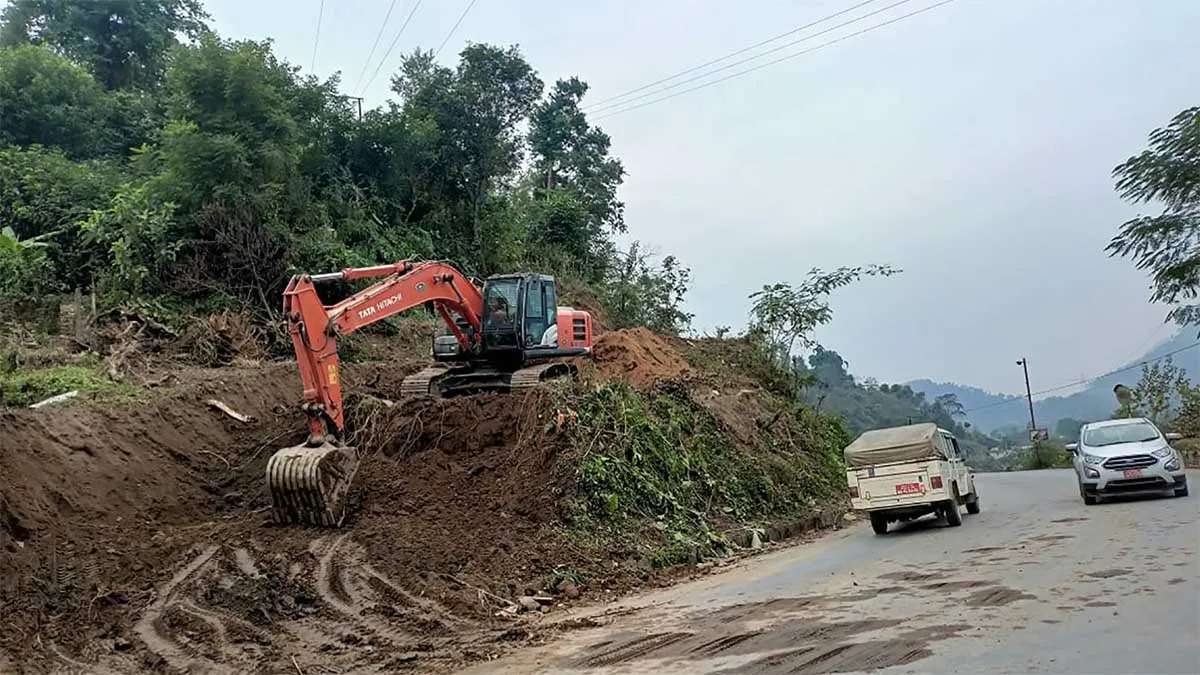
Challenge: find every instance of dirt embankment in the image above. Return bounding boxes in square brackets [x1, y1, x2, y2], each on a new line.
[0, 327, 829, 674]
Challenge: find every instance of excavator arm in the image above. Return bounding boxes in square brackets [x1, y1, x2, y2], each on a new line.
[282, 260, 485, 441]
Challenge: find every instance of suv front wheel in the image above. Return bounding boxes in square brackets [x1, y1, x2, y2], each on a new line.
[1078, 482, 1098, 505]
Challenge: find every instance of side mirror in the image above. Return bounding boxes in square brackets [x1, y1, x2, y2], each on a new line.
[1164, 432, 1182, 442]
[1065, 442, 1078, 452]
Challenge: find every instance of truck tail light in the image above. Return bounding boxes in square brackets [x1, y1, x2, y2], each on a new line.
[849, 486, 859, 499]
[930, 476, 943, 489]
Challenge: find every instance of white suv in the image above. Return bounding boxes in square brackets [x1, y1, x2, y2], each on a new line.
[1067, 417, 1187, 505]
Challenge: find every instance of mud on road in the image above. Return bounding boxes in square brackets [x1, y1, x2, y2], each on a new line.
[467, 469, 1199, 675]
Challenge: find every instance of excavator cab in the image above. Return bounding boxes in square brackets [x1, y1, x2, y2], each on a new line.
[480, 274, 559, 356]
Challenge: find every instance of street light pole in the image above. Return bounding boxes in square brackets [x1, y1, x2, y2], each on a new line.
[1016, 358, 1036, 436]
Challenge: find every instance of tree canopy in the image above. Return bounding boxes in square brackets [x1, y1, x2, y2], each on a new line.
[1109, 106, 1200, 329]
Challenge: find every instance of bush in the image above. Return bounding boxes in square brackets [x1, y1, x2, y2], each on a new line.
[0, 364, 142, 407]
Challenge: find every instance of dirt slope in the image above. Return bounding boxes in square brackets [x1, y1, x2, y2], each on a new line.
[0, 328, 715, 673]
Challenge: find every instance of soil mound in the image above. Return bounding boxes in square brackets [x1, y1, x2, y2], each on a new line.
[591, 327, 691, 386]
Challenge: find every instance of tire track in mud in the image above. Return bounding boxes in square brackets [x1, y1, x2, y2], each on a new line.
[134, 544, 221, 673]
[119, 534, 501, 674]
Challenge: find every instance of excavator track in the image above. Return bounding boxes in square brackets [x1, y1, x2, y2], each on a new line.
[266, 441, 360, 527]
[399, 360, 577, 398]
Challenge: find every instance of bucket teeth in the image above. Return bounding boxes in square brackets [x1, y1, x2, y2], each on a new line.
[266, 442, 359, 527]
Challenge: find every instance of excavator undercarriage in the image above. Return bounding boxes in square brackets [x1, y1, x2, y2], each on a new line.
[264, 261, 594, 527]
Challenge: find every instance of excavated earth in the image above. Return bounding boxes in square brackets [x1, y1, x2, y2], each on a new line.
[0, 328, 724, 674]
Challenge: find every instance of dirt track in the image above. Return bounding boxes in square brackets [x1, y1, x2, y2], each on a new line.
[465, 469, 1199, 675]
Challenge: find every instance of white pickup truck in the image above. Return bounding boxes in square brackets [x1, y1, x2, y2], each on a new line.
[844, 422, 980, 535]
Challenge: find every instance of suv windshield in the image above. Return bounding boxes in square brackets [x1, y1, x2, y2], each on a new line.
[1082, 422, 1160, 447]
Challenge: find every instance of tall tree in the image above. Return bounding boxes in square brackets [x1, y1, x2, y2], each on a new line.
[526, 77, 626, 280]
[1108, 106, 1200, 329]
[0, 0, 209, 90]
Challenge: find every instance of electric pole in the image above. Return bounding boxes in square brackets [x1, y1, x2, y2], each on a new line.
[1016, 358, 1036, 438]
[336, 95, 364, 121]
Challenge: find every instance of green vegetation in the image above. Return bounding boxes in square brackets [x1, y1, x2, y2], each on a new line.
[561, 379, 848, 564]
[0, 1, 690, 338]
[0, 364, 143, 407]
[1023, 441, 1072, 471]
[1108, 106, 1200, 330]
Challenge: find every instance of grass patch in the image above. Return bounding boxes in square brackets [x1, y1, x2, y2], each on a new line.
[557, 380, 846, 563]
[0, 365, 143, 407]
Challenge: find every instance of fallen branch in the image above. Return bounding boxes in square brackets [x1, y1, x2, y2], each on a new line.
[439, 573, 517, 609]
[291, 655, 304, 675]
[205, 399, 254, 423]
[30, 391, 80, 409]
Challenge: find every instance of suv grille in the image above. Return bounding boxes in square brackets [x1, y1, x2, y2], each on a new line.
[1102, 454, 1156, 470]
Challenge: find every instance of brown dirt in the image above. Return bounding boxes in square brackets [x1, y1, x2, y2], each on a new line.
[589, 327, 691, 386]
[0, 327, 768, 673]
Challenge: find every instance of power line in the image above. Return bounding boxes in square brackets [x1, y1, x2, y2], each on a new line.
[591, 0, 956, 122]
[359, 0, 425, 95]
[310, 0, 326, 71]
[353, 0, 403, 91]
[585, 0, 885, 111]
[434, 0, 480, 59]
[962, 341, 1200, 415]
[587, 0, 919, 115]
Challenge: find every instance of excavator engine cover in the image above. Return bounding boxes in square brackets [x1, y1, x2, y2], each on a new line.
[266, 441, 360, 526]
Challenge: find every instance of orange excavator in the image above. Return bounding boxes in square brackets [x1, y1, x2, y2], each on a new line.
[266, 260, 594, 526]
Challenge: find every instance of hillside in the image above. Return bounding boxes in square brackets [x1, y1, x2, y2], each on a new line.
[909, 330, 1199, 433]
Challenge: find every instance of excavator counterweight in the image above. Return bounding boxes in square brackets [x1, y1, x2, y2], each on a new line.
[265, 261, 594, 527]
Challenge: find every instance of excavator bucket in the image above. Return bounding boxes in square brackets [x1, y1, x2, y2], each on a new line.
[266, 441, 360, 527]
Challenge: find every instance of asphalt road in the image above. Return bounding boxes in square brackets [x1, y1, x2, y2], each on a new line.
[464, 469, 1199, 675]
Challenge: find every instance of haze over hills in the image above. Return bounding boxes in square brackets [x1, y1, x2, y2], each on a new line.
[908, 330, 1200, 434]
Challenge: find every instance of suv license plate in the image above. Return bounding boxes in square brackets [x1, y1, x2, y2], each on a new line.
[895, 482, 923, 495]
[1123, 469, 1143, 479]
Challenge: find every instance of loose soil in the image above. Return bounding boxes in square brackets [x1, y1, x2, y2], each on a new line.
[0, 327, 791, 674]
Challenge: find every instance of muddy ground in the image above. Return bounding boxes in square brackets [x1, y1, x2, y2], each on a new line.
[0, 327, 766, 674]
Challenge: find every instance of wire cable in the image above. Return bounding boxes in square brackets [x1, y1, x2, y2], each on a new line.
[359, 0, 425, 95]
[434, 0, 479, 59]
[310, 0, 326, 71]
[353, 0, 403, 91]
[585, 0, 885, 111]
[591, 0, 955, 121]
[587, 0, 919, 115]
[961, 341, 1200, 415]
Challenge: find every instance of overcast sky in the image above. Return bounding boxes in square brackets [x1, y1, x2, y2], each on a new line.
[202, 0, 1198, 395]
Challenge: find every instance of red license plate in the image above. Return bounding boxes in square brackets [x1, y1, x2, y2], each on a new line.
[1123, 469, 1143, 479]
[895, 482, 923, 495]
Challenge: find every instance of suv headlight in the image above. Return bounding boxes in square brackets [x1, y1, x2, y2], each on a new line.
[1082, 453, 1103, 466]
[1151, 447, 1175, 459]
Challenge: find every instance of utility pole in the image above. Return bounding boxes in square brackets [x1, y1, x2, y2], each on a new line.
[337, 95, 364, 121]
[1016, 358, 1036, 438]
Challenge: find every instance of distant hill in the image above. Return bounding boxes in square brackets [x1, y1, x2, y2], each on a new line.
[909, 330, 1199, 434]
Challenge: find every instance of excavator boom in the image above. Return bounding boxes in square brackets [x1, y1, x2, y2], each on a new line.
[266, 260, 593, 527]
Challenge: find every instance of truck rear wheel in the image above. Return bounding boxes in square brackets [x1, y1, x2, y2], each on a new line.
[943, 500, 963, 527]
[869, 511, 888, 535]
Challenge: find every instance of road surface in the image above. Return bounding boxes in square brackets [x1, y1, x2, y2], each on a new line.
[463, 469, 1199, 675]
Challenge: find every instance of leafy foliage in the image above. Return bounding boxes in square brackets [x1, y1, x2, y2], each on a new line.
[563, 381, 846, 559]
[0, 363, 143, 406]
[1115, 356, 1197, 430]
[602, 242, 693, 336]
[1109, 106, 1200, 328]
[0, 0, 210, 90]
[0, 5, 684, 333]
[749, 265, 900, 363]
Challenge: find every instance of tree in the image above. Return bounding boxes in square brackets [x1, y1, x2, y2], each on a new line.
[0, 44, 114, 158]
[748, 265, 900, 363]
[0, 0, 210, 90]
[934, 393, 965, 420]
[1119, 357, 1190, 425]
[602, 242, 693, 336]
[1108, 107, 1200, 329]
